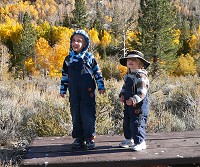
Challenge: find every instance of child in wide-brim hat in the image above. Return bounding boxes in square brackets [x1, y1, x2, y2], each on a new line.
[120, 50, 150, 69]
[118, 50, 150, 151]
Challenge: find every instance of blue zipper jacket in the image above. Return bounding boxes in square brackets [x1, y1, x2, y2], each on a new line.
[60, 30, 105, 95]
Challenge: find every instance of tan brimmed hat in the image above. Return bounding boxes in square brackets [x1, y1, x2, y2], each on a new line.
[120, 50, 150, 69]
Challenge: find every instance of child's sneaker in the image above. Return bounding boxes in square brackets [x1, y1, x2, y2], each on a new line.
[86, 139, 95, 150]
[119, 139, 134, 148]
[132, 141, 146, 151]
[72, 138, 85, 148]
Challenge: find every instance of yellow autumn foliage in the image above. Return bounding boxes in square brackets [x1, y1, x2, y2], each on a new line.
[119, 65, 127, 79]
[0, 1, 39, 23]
[188, 25, 200, 55]
[88, 28, 100, 45]
[34, 0, 58, 20]
[49, 65, 60, 77]
[105, 15, 112, 22]
[189, 34, 199, 49]
[0, 17, 22, 44]
[29, 4, 39, 20]
[36, 21, 51, 39]
[0, 0, 58, 25]
[52, 26, 74, 42]
[0, 0, 199, 79]
[35, 37, 52, 69]
[36, 38, 51, 56]
[172, 53, 197, 76]
[173, 29, 181, 45]
[101, 30, 111, 48]
[49, 36, 70, 77]
[126, 30, 138, 42]
[126, 30, 139, 50]
[49, 5, 57, 15]
[34, 28, 73, 77]
[25, 57, 35, 72]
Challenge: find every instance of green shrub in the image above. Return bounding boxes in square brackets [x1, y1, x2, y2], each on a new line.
[100, 58, 121, 80]
[27, 99, 71, 137]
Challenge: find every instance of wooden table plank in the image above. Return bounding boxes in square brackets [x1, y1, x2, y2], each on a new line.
[20, 131, 200, 167]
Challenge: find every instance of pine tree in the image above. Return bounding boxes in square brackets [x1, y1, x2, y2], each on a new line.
[92, 2, 107, 59]
[175, 3, 199, 56]
[63, 14, 72, 28]
[12, 12, 36, 78]
[135, 0, 178, 76]
[71, 0, 88, 29]
[92, 7, 104, 40]
[176, 15, 191, 56]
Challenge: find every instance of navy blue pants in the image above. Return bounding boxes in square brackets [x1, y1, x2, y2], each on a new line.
[123, 77, 149, 144]
[123, 102, 148, 144]
[68, 61, 96, 139]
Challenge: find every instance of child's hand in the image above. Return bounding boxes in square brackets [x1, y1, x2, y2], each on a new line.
[60, 94, 65, 98]
[126, 99, 133, 106]
[120, 95, 124, 103]
[99, 90, 105, 94]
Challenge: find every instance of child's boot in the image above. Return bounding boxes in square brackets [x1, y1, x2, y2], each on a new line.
[72, 138, 85, 148]
[86, 139, 95, 150]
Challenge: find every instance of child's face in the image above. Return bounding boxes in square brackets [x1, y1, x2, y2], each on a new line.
[127, 58, 143, 71]
[71, 34, 87, 53]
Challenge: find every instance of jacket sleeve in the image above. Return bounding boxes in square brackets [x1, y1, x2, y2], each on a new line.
[130, 73, 149, 103]
[60, 57, 69, 94]
[119, 74, 127, 97]
[90, 57, 105, 90]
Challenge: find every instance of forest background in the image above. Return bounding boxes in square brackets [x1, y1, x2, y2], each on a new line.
[0, 0, 200, 165]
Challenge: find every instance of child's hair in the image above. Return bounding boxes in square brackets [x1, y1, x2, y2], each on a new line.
[137, 58, 145, 69]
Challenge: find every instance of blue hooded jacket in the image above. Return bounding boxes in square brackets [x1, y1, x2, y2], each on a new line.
[60, 29, 105, 94]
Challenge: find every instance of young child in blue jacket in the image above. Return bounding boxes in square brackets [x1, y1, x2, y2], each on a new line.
[119, 50, 150, 151]
[60, 29, 105, 150]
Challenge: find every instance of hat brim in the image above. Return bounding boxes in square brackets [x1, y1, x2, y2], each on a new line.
[120, 55, 150, 69]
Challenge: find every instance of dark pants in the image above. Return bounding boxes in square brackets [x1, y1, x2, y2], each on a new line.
[123, 76, 149, 144]
[68, 61, 96, 139]
[123, 105, 148, 144]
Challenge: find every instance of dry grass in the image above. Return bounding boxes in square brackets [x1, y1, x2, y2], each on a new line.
[1, 74, 200, 141]
[0, 74, 200, 166]
[148, 74, 200, 132]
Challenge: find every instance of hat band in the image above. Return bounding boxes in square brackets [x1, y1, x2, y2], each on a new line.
[127, 54, 140, 57]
